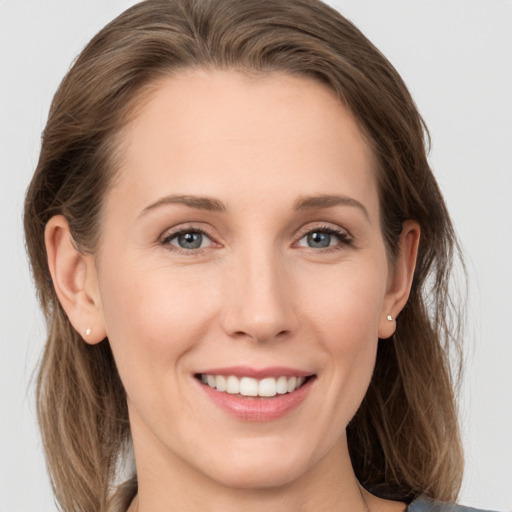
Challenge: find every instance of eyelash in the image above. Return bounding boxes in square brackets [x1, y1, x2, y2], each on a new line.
[295, 225, 353, 251]
[160, 226, 217, 254]
[159, 224, 353, 254]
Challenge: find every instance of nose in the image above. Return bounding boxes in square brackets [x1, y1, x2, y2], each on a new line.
[220, 248, 297, 343]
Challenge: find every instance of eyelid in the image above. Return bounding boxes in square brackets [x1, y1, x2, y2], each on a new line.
[295, 222, 352, 240]
[160, 225, 210, 243]
[159, 223, 221, 252]
[158, 221, 352, 253]
[294, 223, 354, 249]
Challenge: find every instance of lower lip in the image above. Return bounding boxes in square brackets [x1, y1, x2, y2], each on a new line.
[198, 377, 315, 422]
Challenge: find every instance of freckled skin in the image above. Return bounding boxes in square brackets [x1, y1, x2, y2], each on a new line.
[88, 70, 414, 512]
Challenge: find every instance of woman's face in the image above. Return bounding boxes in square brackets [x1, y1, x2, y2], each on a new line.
[89, 70, 412, 489]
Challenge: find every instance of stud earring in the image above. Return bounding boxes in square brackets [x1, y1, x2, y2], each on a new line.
[386, 315, 393, 322]
[85, 328, 91, 336]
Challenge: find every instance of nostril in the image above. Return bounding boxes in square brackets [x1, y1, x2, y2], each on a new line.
[231, 328, 291, 342]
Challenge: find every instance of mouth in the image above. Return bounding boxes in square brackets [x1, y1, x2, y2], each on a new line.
[195, 373, 311, 398]
[194, 366, 316, 420]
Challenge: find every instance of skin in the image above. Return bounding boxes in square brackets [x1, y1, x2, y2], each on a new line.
[45, 69, 419, 512]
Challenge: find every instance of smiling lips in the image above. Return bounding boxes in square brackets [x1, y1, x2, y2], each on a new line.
[200, 374, 307, 397]
[196, 367, 315, 421]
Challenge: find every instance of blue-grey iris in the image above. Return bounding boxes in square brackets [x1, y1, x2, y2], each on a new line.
[307, 231, 331, 248]
[178, 232, 203, 249]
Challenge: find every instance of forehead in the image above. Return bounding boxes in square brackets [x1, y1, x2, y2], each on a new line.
[109, 69, 378, 218]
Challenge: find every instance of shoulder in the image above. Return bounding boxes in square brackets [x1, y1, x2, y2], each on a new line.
[408, 496, 499, 512]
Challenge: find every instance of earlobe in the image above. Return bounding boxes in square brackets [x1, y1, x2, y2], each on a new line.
[45, 215, 106, 344]
[378, 220, 420, 339]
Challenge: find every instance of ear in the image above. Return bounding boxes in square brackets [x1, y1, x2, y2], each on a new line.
[378, 220, 420, 339]
[45, 215, 106, 344]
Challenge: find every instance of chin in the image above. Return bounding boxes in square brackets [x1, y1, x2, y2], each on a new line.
[207, 460, 308, 491]
[195, 440, 319, 490]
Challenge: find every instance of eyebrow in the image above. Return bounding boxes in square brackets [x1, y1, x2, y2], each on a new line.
[139, 193, 369, 219]
[294, 194, 370, 220]
[139, 194, 226, 216]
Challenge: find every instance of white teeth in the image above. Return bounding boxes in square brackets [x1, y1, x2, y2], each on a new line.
[259, 377, 277, 397]
[200, 374, 308, 397]
[286, 376, 297, 393]
[226, 375, 240, 394]
[216, 375, 226, 392]
[239, 377, 258, 396]
[276, 376, 288, 394]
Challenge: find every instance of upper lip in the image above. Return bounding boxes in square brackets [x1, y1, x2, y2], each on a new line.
[196, 366, 314, 379]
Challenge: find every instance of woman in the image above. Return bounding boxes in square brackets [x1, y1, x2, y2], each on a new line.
[23, 0, 493, 511]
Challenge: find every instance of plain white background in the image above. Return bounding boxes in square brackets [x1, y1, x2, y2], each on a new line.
[1, 1, 511, 511]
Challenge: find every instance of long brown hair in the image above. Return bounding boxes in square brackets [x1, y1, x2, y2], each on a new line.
[24, 0, 464, 510]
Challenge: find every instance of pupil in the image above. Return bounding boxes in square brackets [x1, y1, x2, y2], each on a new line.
[308, 231, 330, 248]
[179, 232, 202, 249]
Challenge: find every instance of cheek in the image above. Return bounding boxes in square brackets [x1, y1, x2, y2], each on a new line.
[298, 261, 386, 412]
[300, 259, 387, 342]
[97, 262, 219, 384]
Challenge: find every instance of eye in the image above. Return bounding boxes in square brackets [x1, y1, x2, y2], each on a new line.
[297, 227, 351, 249]
[162, 229, 212, 251]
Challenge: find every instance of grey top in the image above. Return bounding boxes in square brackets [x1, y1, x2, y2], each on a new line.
[408, 497, 497, 512]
